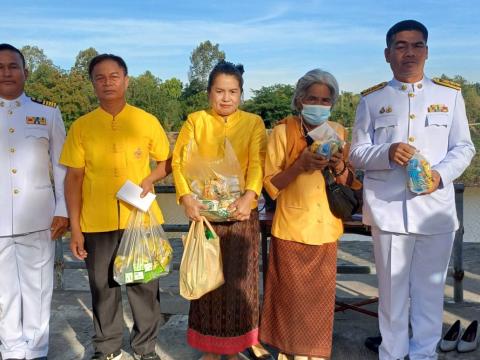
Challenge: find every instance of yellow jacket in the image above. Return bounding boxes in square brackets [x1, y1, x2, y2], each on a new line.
[60, 104, 170, 232]
[172, 109, 267, 208]
[263, 123, 344, 244]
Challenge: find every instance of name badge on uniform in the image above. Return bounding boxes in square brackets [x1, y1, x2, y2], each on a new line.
[428, 104, 448, 113]
[26, 116, 47, 125]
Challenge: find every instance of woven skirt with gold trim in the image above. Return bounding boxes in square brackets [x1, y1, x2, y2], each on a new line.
[187, 211, 260, 354]
[260, 236, 337, 359]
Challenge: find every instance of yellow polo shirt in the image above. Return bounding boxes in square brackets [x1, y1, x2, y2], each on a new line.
[60, 104, 170, 232]
[172, 109, 267, 208]
[263, 123, 344, 245]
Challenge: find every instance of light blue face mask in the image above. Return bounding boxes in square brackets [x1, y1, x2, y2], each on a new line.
[301, 104, 331, 126]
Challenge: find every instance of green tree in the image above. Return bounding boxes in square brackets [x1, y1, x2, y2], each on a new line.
[20, 45, 53, 73]
[242, 84, 295, 127]
[71, 47, 99, 79]
[331, 92, 361, 129]
[188, 40, 225, 90]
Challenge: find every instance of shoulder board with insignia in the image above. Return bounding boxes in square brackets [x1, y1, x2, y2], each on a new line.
[432, 78, 461, 91]
[360, 82, 388, 97]
[31, 97, 57, 108]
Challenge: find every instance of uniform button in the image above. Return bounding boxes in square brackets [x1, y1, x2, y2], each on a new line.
[408, 93, 415, 98]
[317, 203, 321, 207]
[8, 110, 13, 115]
[417, 83, 423, 89]
[408, 136, 415, 143]
[401, 84, 407, 90]
[409, 114, 416, 120]
[10, 148, 15, 153]
[13, 189, 19, 194]
[11, 169, 17, 174]
[9, 128, 14, 133]
[317, 219, 321, 223]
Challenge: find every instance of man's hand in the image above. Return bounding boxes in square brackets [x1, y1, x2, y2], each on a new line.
[180, 194, 207, 222]
[140, 176, 155, 198]
[389, 142, 416, 166]
[295, 148, 329, 172]
[229, 190, 256, 221]
[421, 170, 442, 195]
[50, 216, 69, 240]
[70, 230, 87, 260]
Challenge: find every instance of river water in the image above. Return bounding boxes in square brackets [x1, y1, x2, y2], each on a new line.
[156, 186, 480, 242]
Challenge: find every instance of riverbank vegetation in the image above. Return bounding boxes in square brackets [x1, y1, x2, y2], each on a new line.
[21, 42, 480, 185]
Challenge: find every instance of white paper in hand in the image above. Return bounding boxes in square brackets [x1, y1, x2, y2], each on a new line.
[116, 180, 156, 212]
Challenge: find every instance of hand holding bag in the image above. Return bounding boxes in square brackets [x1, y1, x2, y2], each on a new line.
[179, 216, 225, 300]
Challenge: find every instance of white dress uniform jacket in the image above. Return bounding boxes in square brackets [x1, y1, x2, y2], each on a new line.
[349, 77, 475, 235]
[0, 93, 67, 236]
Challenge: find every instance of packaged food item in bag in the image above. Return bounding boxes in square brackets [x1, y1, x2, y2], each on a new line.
[407, 152, 434, 194]
[307, 122, 345, 159]
[179, 217, 224, 300]
[181, 139, 244, 222]
[114, 208, 173, 285]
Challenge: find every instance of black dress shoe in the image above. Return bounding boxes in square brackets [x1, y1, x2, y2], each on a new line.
[134, 352, 160, 360]
[364, 335, 382, 353]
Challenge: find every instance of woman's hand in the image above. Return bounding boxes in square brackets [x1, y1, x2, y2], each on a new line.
[329, 148, 345, 173]
[294, 148, 329, 172]
[180, 194, 207, 222]
[228, 190, 256, 221]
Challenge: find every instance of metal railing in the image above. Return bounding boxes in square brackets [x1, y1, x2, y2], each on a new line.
[54, 184, 466, 303]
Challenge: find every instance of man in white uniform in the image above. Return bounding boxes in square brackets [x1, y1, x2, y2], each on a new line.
[349, 20, 475, 360]
[0, 44, 69, 360]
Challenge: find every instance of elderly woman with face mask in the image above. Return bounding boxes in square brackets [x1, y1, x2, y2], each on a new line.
[259, 69, 359, 360]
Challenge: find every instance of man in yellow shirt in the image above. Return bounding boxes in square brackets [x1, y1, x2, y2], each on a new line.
[60, 54, 171, 360]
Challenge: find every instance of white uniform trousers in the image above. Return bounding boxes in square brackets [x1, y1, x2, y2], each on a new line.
[0, 230, 54, 359]
[372, 227, 455, 360]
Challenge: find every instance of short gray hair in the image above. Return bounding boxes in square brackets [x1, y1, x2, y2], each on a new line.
[291, 69, 339, 112]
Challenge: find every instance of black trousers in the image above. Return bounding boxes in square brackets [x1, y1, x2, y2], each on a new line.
[84, 230, 161, 355]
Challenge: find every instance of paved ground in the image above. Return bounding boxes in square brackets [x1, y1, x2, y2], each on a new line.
[2, 240, 479, 360]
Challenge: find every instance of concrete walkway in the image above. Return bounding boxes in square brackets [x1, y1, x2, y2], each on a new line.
[2, 240, 480, 359]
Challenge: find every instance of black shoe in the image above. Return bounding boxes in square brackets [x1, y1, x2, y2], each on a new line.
[134, 352, 160, 360]
[91, 350, 122, 360]
[364, 335, 382, 353]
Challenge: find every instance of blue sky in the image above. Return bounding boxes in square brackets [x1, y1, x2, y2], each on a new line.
[4, 0, 480, 97]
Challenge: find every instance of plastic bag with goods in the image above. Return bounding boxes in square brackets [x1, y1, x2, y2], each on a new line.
[114, 208, 173, 285]
[181, 139, 244, 222]
[307, 122, 345, 159]
[179, 216, 224, 300]
[407, 152, 434, 194]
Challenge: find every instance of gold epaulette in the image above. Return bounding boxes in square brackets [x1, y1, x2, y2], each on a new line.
[31, 97, 57, 108]
[360, 82, 388, 96]
[432, 78, 461, 91]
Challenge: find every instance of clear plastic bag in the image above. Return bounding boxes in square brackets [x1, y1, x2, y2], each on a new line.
[307, 122, 345, 159]
[181, 139, 244, 222]
[407, 152, 434, 194]
[114, 208, 173, 285]
[179, 217, 224, 300]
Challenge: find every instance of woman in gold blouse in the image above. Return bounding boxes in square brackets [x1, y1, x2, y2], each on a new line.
[259, 69, 357, 360]
[172, 61, 267, 360]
